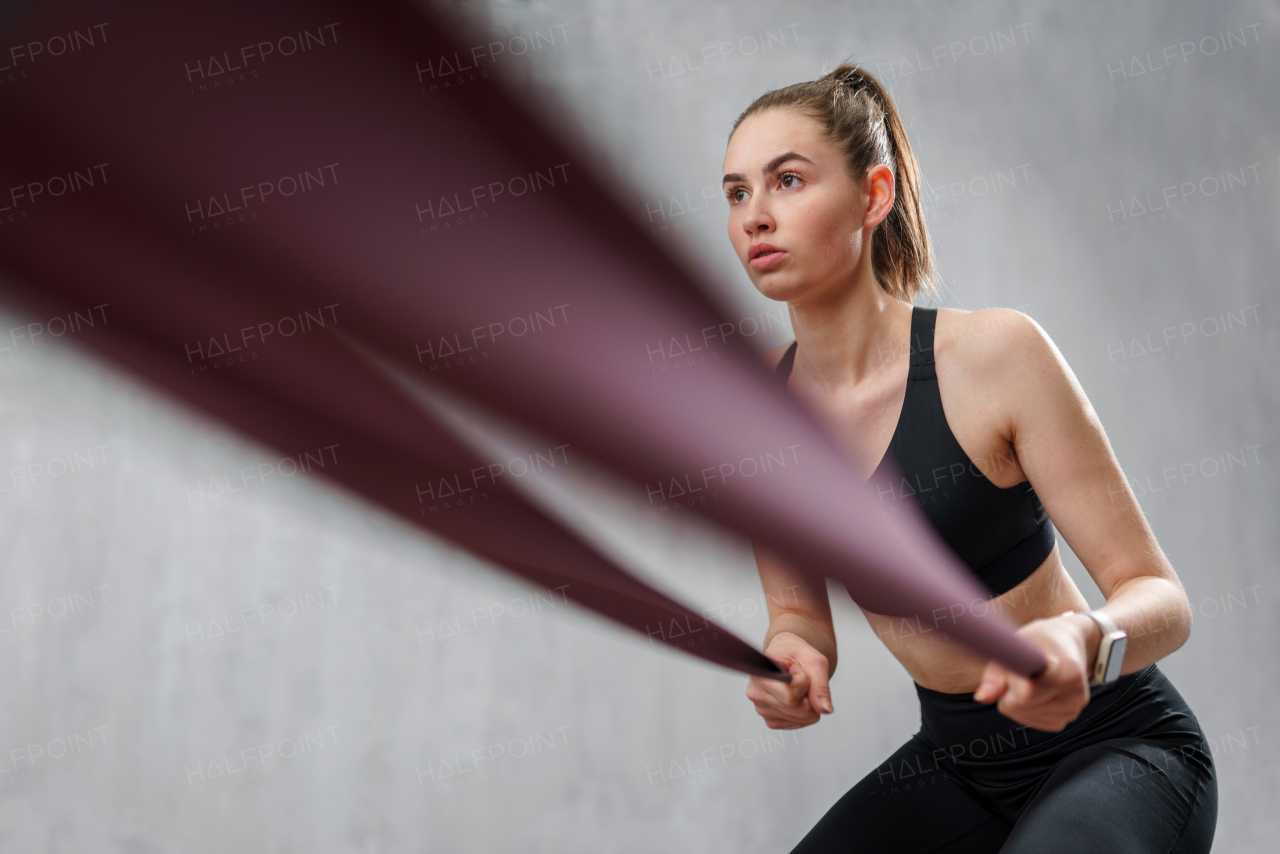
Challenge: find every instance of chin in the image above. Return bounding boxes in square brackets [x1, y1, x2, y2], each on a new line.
[752, 274, 807, 303]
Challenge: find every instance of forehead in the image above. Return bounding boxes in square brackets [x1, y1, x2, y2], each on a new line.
[724, 108, 829, 168]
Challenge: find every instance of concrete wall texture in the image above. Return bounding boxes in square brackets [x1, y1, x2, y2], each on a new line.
[1, 0, 1276, 850]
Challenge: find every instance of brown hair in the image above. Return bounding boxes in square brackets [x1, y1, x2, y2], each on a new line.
[730, 64, 936, 302]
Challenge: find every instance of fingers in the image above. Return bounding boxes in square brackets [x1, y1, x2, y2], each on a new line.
[991, 656, 1091, 731]
[972, 663, 1009, 704]
[805, 659, 834, 715]
[746, 686, 818, 728]
[759, 696, 815, 729]
[746, 667, 808, 709]
[746, 660, 822, 729]
[748, 634, 835, 729]
[784, 660, 812, 704]
[773, 644, 833, 714]
[978, 614, 1099, 729]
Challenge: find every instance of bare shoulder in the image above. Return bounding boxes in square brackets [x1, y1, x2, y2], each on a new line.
[935, 305, 1093, 448]
[934, 305, 1060, 378]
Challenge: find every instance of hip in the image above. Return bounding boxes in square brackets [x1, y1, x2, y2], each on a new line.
[909, 663, 1212, 805]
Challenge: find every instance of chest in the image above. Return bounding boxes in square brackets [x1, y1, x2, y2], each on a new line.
[796, 361, 1027, 489]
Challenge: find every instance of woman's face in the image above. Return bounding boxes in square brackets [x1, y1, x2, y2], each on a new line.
[722, 107, 891, 303]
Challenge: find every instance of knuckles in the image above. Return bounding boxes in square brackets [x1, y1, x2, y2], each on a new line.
[749, 647, 828, 729]
[764, 713, 815, 730]
[1000, 696, 1088, 732]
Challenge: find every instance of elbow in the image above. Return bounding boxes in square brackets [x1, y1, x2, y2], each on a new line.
[1149, 574, 1194, 654]
[1172, 595, 1194, 653]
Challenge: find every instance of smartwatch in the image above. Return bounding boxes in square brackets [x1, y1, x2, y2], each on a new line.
[1062, 609, 1127, 686]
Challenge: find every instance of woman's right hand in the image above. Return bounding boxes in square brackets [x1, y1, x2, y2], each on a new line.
[745, 631, 834, 729]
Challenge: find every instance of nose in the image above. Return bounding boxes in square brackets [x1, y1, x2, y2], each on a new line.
[742, 196, 774, 236]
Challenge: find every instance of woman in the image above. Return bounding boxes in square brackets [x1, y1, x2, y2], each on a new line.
[729, 65, 1217, 853]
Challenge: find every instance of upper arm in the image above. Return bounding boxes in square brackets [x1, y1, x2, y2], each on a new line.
[982, 309, 1183, 599]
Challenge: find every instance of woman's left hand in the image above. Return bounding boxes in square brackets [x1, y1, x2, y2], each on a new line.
[972, 614, 1094, 732]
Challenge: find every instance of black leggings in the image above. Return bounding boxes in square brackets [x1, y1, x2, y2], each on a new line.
[790, 664, 1217, 853]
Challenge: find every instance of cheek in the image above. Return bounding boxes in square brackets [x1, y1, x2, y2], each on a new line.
[843, 227, 866, 260]
[726, 213, 746, 252]
[794, 203, 858, 268]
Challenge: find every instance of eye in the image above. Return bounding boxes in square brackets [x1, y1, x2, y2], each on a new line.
[779, 171, 802, 189]
[726, 187, 746, 205]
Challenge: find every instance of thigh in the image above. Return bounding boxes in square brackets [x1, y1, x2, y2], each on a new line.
[999, 736, 1217, 854]
[790, 734, 1012, 854]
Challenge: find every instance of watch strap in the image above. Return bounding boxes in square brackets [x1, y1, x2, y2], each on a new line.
[1062, 609, 1125, 686]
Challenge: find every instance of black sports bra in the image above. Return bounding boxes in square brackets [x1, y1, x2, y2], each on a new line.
[776, 305, 1056, 597]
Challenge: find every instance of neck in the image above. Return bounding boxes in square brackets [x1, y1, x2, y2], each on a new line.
[787, 255, 913, 390]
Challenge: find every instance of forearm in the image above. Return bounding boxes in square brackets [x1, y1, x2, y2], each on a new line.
[753, 540, 839, 675]
[765, 611, 838, 676]
[1070, 574, 1193, 676]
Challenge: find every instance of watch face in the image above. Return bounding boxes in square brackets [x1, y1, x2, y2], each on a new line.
[1104, 635, 1127, 683]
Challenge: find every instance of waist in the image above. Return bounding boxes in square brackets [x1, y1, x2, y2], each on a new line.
[912, 663, 1160, 760]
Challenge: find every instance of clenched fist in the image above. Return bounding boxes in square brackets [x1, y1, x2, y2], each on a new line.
[745, 631, 834, 729]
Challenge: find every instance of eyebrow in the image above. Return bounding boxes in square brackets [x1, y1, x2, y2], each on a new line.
[722, 151, 816, 186]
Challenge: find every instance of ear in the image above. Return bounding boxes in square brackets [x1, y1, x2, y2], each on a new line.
[862, 163, 895, 228]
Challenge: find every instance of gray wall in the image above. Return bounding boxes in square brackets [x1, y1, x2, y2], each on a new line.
[2, 0, 1276, 850]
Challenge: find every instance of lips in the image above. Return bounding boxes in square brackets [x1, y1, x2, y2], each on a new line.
[749, 243, 782, 260]
[748, 242, 787, 270]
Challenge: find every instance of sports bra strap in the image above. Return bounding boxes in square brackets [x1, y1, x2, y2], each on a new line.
[776, 306, 937, 383]
[907, 305, 938, 382]
[775, 339, 798, 381]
